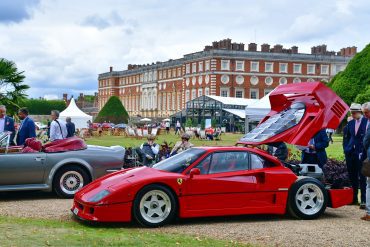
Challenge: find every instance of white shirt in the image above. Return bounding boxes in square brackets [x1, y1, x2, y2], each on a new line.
[50, 119, 68, 141]
[0, 117, 5, 132]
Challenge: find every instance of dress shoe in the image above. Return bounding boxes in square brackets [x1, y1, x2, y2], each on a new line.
[359, 203, 366, 210]
[360, 214, 370, 221]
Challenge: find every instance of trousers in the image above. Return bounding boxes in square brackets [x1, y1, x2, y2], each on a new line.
[345, 153, 367, 203]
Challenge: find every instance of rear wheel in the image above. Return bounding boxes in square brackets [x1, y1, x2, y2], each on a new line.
[53, 165, 90, 198]
[133, 184, 177, 227]
[288, 177, 328, 220]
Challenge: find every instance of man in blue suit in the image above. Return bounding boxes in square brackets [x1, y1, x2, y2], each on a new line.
[302, 129, 329, 168]
[16, 107, 36, 146]
[344, 103, 368, 208]
[361, 102, 370, 221]
[0, 105, 16, 145]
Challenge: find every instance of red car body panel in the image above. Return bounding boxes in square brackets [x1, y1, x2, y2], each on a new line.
[238, 82, 348, 146]
[72, 82, 352, 223]
[328, 188, 353, 208]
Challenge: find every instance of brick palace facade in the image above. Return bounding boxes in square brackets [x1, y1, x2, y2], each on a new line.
[98, 39, 355, 119]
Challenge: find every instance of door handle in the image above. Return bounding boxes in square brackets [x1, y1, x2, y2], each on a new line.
[35, 157, 45, 162]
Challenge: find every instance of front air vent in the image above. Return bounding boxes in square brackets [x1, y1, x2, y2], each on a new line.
[332, 100, 346, 118]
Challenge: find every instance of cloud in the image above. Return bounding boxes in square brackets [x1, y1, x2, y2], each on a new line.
[0, 0, 40, 24]
[0, 0, 369, 99]
[43, 94, 59, 100]
[81, 11, 126, 30]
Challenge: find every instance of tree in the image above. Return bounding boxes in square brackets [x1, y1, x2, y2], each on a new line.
[95, 96, 129, 123]
[200, 118, 205, 129]
[355, 85, 370, 104]
[328, 43, 370, 105]
[0, 58, 29, 115]
[185, 118, 193, 127]
[21, 99, 66, 115]
[211, 118, 217, 128]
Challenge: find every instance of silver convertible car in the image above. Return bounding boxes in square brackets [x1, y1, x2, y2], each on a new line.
[0, 132, 125, 198]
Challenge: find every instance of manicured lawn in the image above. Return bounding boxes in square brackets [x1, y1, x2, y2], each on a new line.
[85, 132, 244, 148]
[85, 132, 345, 161]
[0, 216, 245, 247]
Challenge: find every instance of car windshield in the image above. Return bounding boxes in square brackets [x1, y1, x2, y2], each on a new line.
[152, 148, 206, 173]
[0, 132, 10, 148]
[241, 102, 306, 143]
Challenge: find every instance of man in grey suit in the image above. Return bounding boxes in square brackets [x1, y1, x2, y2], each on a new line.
[0, 105, 16, 145]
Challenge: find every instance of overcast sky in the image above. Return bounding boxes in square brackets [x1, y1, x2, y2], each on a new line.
[0, 0, 369, 99]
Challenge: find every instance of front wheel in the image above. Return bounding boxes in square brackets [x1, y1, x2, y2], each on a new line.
[288, 177, 328, 220]
[133, 184, 177, 227]
[53, 165, 90, 198]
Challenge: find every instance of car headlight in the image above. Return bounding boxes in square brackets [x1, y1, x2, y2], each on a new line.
[87, 190, 111, 203]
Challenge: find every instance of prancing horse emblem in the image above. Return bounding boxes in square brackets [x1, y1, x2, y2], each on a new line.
[177, 178, 183, 185]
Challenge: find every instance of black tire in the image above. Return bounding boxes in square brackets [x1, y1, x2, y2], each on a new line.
[53, 165, 91, 198]
[133, 184, 177, 227]
[287, 177, 328, 220]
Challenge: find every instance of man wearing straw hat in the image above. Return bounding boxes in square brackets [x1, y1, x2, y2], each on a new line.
[344, 103, 368, 208]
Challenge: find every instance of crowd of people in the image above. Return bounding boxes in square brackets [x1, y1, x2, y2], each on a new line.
[0, 105, 76, 145]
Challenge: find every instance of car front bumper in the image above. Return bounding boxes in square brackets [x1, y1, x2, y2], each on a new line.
[71, 199, 132, 222]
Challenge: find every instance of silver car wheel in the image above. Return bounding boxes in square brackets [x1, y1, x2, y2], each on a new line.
[139, 190, 171, 224]
[295, 183, 324, 216]
[59, 171, 84, 195]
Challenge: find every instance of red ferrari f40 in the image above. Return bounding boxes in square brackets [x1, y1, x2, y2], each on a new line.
[72, 82, 352, 227]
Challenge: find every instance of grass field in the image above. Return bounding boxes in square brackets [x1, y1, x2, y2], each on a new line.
[85, 132, 345, 161]
[0, 216, 244, 247]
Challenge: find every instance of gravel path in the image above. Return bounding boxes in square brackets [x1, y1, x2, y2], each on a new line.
[0, 191, 369, 246]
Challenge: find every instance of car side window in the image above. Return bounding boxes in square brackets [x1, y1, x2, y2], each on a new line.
[250, 154, 273, 169]
[194, 155, 211, 174]
[205, 152, 249, 174]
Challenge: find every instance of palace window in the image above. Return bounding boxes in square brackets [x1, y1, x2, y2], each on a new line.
[220, 88, 229, 97]
[250, 89, 259, 99]
[192, 89, 196, 99]
[279, 63, 287, 73]
[198, 88, 203, 97]
[205, 60, 210, 71]
[186, 64, 190, 74]
[236, 61, 244, 71]
[250, 61, 259, 72]
[192, 63, 197, 73]
[221, 60, 230, 70]
[321, 65, 329, 75]
[199, 61, 203, 72]
[293, 64, 302, 74]
[235, 90, 244, 98]
[265, 62, 273, 73]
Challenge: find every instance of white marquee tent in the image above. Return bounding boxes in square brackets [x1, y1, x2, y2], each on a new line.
[60, 98, 93, 129]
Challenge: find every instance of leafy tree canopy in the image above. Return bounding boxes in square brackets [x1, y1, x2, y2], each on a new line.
[20, 99, 66, 115]
[95, 96, 129, 123]
[328, 43, 370, 105]
[0, 58, 29, 115]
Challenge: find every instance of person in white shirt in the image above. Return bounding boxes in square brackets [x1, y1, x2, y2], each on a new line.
[165, 121, 170, 134]
[49, 110, 68, 141]
[175, 121, 181, 135]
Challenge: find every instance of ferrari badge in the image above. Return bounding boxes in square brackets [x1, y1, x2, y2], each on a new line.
[177, 178, 183, 185]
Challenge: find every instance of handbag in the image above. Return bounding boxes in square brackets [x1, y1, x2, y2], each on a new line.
[362, 158, 370, 177]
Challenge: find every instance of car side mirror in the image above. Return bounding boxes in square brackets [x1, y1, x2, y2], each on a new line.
[189, 168, 201, 178]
